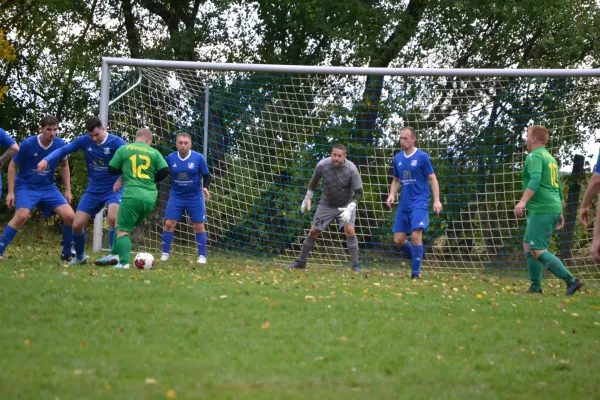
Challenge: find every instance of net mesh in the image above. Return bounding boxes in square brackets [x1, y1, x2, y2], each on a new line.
[103, 65, 600, 280]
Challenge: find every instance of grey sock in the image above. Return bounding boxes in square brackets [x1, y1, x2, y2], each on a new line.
[298, 235, 317, 263]
[347, 235, 359, 265]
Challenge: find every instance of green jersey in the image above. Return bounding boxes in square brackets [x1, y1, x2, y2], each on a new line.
[522, 146, 563, 214]
[109, 142, 168, 200]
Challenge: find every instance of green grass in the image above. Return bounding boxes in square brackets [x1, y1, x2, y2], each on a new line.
[0, 230, 599, 399]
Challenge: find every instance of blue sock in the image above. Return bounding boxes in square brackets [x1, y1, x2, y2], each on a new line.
[62, 225, 73, 257]
[0, 225, 19, 256]
[109, 226, 115, 247]
[399, 242, 413, 259]
[412, 245, 424, 275]
[196, 232, 207, 257]
[162, 231, 174, 254]
[73, 231, 86, 258]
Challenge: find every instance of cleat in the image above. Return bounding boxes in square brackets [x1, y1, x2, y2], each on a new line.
[411, 273, 421, 280]
[197, 255, 207, 264]
[61, 251, 76, 262]
[521, 287, 543, 295]
[113, 263, 130, 269]
[69, 255, 88, 265]
[565, 279, 584, 296]
[94, 254, 119, 266]
[352, 264, 363, 272]
[160, 252, 170, 261]
[286, 260, 306, 270]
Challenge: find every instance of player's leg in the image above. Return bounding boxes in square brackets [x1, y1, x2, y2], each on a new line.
[522, 216, 543, 294]
[161, 219, 178, 260]
[339, 205, 361, 271]
[111, 198, 155, 269]
[95, 198, 137, 267]
[161, 195, 183, 261]
[107, 202, 120, 248]
[188, 197, 208, 264]
[408, 209, 429, 279]
[529, 214, 583, 296]
[287, 205, 334, 269]
[393, 211, 412, 259]
[52, 202, 76, 261]
[0, 188, 43, 258]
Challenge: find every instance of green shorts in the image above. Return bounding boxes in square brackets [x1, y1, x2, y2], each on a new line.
[524, 213, 560, 250]
[116, 197, 156, 233]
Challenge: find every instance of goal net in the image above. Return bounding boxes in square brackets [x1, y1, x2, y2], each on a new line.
[97, 59, 600, 280]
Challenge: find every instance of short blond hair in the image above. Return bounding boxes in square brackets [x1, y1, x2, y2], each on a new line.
[529, 125, 549, 144]
[136, 128, 153, 140]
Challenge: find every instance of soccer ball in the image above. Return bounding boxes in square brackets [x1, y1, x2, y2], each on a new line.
[134, 252, 155, 270]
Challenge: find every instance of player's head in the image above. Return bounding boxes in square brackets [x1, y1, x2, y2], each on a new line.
[135, 128, 153, 145]
[399, 127, 417, 151]
[39, 115, 59, 143]
[331, 143, 346, 166]
[175, 131, 192, 157]
[85, 116, 106, 144]
[526, 125, 549, 152]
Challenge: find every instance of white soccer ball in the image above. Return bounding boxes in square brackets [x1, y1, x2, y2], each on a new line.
[134, 252, 155, 270]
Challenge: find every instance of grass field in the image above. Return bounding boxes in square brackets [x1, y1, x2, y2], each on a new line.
[0, 229, 599, 399]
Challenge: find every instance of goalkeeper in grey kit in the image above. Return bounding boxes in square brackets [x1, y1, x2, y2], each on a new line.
[286, 144, 364, 272]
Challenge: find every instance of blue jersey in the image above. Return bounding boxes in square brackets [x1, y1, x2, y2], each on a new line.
[0, 128, 16, 151]
[14, 135, 67, 189]
[165, 150, 209, 198]
[392, 149, 435, 211]
[44, 133, 126, 194]
[595, 150, 600, 174]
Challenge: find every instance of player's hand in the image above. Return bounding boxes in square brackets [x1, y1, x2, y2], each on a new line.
[385, 195, 395, 209]
[203, 188, 210, 201]
[514, 201, 527, 217]
[579, 207, 590, 227]
[113, 177, 123, 193]
[65, 190, 72, 204]
[433, 201, 442, 215]
[301, 190, 314, 212]
[5, 192, 14, 209]
[556, 214, 564, 230]
[338, 202, 357, 223]
[37, 160, 48, 174]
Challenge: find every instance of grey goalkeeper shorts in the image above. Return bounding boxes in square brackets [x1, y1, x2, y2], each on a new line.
[312, 203, 356, 232]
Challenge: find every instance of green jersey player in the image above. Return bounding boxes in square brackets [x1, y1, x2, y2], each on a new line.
[94, 128, 169, 269]
[514, 125, 583, 295]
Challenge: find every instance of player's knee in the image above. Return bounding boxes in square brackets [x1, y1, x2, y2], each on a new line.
[194, 223, 205, 233]
[107, 216, 117, 227]
[164, 220, 177, 231]
[72, 220, 85, 232]
[309, 229, 321, 238]
[12, 209, 30, 227]
[344, 226, 355, 236]
[394, 236, 406, 246]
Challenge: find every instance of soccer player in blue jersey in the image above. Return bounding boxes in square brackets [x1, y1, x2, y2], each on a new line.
[386, 127, 442, 279]
[0, 116, 75, 260]
[159, 132, 211, 264]
[579, 150, 600, 263]
[37, 116, 126, 265]
[0, 127, 20, 195]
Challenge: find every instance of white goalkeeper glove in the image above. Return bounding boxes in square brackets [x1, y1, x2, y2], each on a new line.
[301, 190, 314, 212]
[338, 202, 357, 223]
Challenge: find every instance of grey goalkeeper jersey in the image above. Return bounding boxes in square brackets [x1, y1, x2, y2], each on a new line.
[309, 157, 363, 208]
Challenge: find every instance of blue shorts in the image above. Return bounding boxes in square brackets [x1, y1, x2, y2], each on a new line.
[393, 208, 429, 233]
[165, 194, 206, 223]
[16, 186, 68, 217]
[77, 189, 123, 216]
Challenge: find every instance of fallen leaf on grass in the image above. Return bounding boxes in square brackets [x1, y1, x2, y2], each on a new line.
[80, 341, 88, 348]
[167, 389, 177, 399]
[339, 336, 347, 343]
[104, 383, 111, 390]
[73, 369, 83, 375]
[476, 294, 484, 299]
[145, 378, 156, 384]
[314, 356, 324, 362]
[219, 295, 228, 299]
[261, 321, 271, 329]
[24, 339, 30, 345]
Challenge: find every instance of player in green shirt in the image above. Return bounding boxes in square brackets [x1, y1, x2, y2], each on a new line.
[94, 128, 169, 269]
[514, 125, 583, 296]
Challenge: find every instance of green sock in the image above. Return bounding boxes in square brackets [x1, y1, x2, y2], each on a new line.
[114, 235, 132, 266]
[526, 253, 543, 291]
[538, 251, 575, 284]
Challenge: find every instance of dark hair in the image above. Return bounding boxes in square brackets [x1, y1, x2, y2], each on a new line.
[332, 143, 346, 152]
[401, 126, 417, 139]
[85, 116, 103, 133]
[40, 115, 59, 127]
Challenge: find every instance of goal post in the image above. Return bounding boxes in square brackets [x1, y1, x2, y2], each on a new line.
[95, 57, 600, 280]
